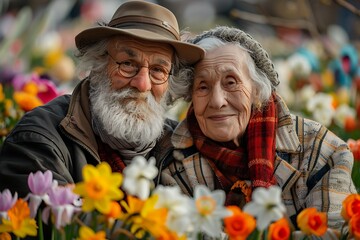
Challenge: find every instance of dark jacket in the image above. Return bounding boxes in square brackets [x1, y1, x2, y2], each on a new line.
[0, 78, 177, 197]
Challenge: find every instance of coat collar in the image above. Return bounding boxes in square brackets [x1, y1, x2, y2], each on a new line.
[60, 79, 100, 161]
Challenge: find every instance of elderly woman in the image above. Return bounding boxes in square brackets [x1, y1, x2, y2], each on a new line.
[160, 26, 357, 230]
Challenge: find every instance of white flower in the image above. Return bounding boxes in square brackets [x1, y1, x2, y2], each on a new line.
[298, 85, 316, 105]
[287, 53, 312, 79]
[333, 104, 356, 128]
[306, 92, 334, 127]
[122, 156, 158, 200]
[243, 186, 286, 231]
[153, 185, 192, 234]
[188, 185, 231, 239]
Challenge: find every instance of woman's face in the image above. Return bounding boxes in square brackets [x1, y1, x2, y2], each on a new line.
[192, 44, 253, 145]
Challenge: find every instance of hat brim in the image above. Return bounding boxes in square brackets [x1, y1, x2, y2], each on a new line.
[75, 27, 205, 64]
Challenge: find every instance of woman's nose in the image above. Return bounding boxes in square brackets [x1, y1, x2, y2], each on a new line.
[209, 86, 227, 108]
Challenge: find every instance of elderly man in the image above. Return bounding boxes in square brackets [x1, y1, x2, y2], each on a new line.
[0, 1, 204, 197]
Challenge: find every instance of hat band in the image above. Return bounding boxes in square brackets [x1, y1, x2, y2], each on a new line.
[109, 16, 180, 41]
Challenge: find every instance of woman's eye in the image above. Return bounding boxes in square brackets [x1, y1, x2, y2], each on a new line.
[194, 82, 210, 96]
[224, 77, 239, 90]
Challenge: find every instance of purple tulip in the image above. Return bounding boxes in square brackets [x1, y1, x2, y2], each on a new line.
[28, 170, 53, 195]
[26, 170, 54, 218]
[42, 185, 80, 229]
[0, 189, 18, 220]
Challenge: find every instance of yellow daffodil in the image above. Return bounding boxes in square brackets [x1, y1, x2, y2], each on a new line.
[77, 226, 106, 240]
[73, 162, 123, 214]
[121, 195, 168, 239]
[0, 84, 4, 102]
[0, 199, 37, 238]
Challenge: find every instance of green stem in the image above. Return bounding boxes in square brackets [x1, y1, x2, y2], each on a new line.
[37, 209, 44, 240]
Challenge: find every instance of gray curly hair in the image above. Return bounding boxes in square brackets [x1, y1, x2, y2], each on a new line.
[170, 26, 279, 109]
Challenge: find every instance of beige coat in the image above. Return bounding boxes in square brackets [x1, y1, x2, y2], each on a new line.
[160, 93, 357, 230]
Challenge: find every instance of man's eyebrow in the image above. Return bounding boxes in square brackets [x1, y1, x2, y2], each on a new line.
[116, 46, 137, 57]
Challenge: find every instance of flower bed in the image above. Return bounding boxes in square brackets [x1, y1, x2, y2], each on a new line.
[0, 157, 359, 240]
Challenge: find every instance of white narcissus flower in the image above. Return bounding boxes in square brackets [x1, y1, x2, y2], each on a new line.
[298, 85, 316, 106]
[287, 53, 312, 79]
[122, 156, 158, 200]
[243, 186, 286, 231]
[333, 104, 356, 128]
[306, 92, 335, 127]
[188, 185, 231, 239]
[153, 185, 192, 234]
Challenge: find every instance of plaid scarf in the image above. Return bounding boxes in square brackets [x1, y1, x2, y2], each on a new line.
[188, 94, 277, 205]
[97, 138, 126, 173]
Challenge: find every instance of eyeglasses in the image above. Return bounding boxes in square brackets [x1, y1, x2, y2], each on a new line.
[107, 52, 172, 85]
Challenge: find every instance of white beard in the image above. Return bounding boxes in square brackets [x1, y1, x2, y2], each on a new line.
[89, 74, 167, 146]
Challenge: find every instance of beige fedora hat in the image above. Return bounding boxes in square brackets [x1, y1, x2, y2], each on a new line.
[75, 0, 204, 64]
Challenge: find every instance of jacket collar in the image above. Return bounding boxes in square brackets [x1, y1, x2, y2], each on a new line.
[172, 92, 301, 153]
[60, 79, 100, 161]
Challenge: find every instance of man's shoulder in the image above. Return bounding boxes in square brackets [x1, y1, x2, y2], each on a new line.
[6, 95, 71, 140]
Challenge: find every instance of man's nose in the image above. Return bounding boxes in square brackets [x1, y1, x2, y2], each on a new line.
[129, 67, 152, 92]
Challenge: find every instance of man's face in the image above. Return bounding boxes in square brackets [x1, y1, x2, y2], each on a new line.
[106, 37, 174, 102]
[192, 44, 253, 146]
[89, 37, 174, 145]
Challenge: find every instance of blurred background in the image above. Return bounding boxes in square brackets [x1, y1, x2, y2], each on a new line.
[0, 0, 360, 147]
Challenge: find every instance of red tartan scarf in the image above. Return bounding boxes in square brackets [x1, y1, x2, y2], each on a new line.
[188, 94, 278, 203]
[97, 138, 126, 173]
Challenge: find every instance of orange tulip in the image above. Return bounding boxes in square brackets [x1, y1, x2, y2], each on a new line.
[0, 233, 11, 240]
[224, 205, 256, 240]
[349, 213, 360, 239]
[341, 194, 360, 221]
[347, 139, 360, 160]
[297, 208, 327, 236]
[13, 92, 43, 112]
[268, 218, 291, 240]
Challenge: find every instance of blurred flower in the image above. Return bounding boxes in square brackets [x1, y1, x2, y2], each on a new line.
[0, 190, 17, 220]
[297, 207, 327, 237]
[42, 184, 80, 229]
[349, 213, 360, 239]
[287, 53, 312, 80]
[120, 194, 168, 239]
[122, 156, 158, 200]
[224, 205, 256, 240]
[73, 162, 123, 214]
[347, 140, 360, 192]
[268, 217, 291, 240]
[0, 199, 37, 238]
[341, 194, 360, 222]
[153, 185, 191, 234]
[306, 92, 334, 126]
[77, 225, 106, 240]
[25, 170, 53, 218]
[243, 186, 286, 231]
[333, 104, 356, 129]
[0, 232, 11, 240]
[188, 185, 231, 238]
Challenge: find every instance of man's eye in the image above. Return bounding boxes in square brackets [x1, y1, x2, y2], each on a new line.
[120, 61, 135, 67]
[119, 61, 137, 71]
[151, 66, 168, 74]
